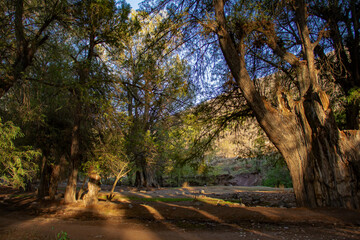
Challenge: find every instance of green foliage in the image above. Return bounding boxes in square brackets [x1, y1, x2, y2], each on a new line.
[262, 156, 292, 188]
[107, 10, 196, 185]
[56, 231, 70, 240]
[0, 118, 40, 189]
[262, 165, 292, 188]
[347, 87, 360, 104]
[334, 109, 347, 130]
[90, 124, 132, 180]
[332, 87, 359, 129]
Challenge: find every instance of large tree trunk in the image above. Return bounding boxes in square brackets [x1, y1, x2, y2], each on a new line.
[64, 112, 81, 203]
[134, 161, 159, 188]
[64, 163, 78, 203]
[49, 154, 67, 200]
[134, 170, 144, 187]
[83, 168, 101, 206]
[49, 164, 60, 200]
[213, 0, 360, 208]
[266, 89, 360, 208]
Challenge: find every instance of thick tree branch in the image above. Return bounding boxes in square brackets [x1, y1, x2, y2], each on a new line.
[312, 23, 329, 48]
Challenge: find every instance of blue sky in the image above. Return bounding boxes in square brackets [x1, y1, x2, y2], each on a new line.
[126, 0, 142, 10]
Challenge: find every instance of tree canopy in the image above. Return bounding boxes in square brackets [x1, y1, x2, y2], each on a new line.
[0, 0, 359, 209]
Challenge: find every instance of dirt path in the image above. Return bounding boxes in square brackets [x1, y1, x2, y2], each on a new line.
[0, 186, 359, 240]
[1, 207, 359, 240]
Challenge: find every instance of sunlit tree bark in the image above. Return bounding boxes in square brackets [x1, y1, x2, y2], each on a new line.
[213, 0, 360, 208]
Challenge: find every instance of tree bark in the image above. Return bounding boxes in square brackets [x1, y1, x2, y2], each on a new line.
[83, 170, 101, 206]
[49, 154, 67, 200]
[135, 162, 159, 188]
[77, 176, 88, 200]
[108, 169, 130, 200]
[64, 163, 78, 203]
[109, 177, 120, 195]
[64, 110, 81, 203]
[213, 0, 360, 208]
[134, 170, 143, 187]
[271, 89, 360, 208]
[38, 155, 49, 199]
[49, 164, 60, 200]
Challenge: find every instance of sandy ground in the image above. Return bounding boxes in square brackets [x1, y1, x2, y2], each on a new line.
[0, 186, 359, 240]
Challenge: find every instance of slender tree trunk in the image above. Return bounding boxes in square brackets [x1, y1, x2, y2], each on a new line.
[64, 111, 81, 203]
[110, 177, 120, 195]
[108, 175, 121, 200]
[38, 155, 49, 199]
[108, 169, 130, 199]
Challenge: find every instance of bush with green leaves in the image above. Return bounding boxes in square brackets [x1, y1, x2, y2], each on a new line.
[0, 118, 40, 189]
[262, 165, 292, 188]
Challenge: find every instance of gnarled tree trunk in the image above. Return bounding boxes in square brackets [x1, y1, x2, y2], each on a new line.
[134, 160, 159, 188]
[213, 0, 360, 208]
[264, 89, 360, 208]
[83, 168, 101, 206]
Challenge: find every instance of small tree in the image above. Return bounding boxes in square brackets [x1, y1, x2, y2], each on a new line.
[105, 155, 131, 200]
[98, 132, 131, 200]
[90, 112, 132, 200]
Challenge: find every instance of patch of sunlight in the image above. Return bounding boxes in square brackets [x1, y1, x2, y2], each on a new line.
[127, 196, 193, 202]
[181, 186, 195, 191]
[141, 204, 165, 220]
[195, 196, 241, 206]
[232, 186, 292, 193]
[118, 228, 162, 240]
[98, 193, 131, 203]
[130, 192, 153, 198]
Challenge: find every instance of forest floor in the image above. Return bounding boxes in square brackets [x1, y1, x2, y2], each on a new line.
[0, 185, 360, 240]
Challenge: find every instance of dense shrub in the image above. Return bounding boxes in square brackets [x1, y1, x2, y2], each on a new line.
[262, 165, 292, 188]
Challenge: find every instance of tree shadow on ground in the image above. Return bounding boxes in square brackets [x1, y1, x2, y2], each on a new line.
[112, 191, 360, 240]
[0, 186, 360, 239]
